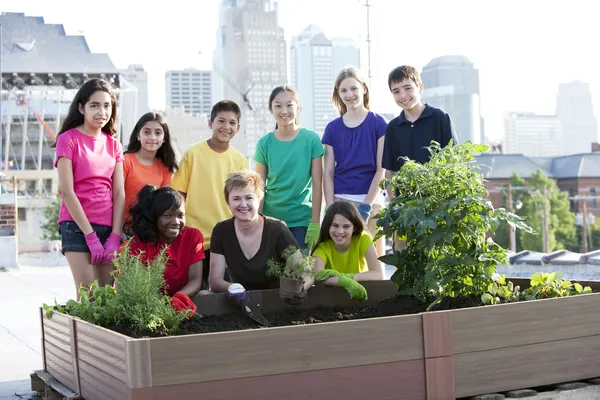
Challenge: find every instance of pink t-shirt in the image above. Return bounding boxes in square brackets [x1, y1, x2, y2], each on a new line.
[54, 128, 124, 227]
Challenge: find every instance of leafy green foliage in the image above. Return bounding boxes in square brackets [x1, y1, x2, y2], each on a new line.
[43, 243, 187, 336]
[265, 245, 315, 280]
[40, 195, 62, 241]
[377, 141, 535, 309]
[481, 272, 592, 305]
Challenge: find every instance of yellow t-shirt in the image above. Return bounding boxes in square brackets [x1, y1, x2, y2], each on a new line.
[312, 231, 373, 274]
[171, 140, 248, 249]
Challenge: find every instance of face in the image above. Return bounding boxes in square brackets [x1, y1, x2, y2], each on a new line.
[390, 78, 423, 111]
[329, 214, 355, 248]
[338, 77, 366, 111]
[228, 186, 260, 221]
[79, 90, 112, 130]
[208, 111, 240, 144]
[270, 91, 299, 127]
[137, 121, 165, 153]
[156, 204, 185, 244]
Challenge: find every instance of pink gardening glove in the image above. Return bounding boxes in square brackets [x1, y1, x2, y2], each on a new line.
[84, 232, 105, 265]
[102, 232, 122, 265]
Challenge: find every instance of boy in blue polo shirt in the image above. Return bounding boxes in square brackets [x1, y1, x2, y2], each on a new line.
[382, 65, 459, 198]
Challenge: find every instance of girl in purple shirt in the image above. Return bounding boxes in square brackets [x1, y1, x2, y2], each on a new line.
[51, 79, 125, 297]
[322, 67, 387, 255]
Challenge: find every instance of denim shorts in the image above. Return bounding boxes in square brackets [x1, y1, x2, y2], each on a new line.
[59, 221, 112, 254]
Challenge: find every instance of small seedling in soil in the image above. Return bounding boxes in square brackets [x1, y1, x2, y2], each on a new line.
[265, 245, 315, 302]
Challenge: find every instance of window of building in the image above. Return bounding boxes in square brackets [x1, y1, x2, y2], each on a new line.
[18, 207, 26, 221]
[591, 188, 597, 207]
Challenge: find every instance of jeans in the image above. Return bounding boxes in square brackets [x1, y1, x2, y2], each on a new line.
[288, 226, 308, 251]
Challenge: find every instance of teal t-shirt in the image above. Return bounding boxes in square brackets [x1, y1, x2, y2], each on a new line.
[254, 128, 324, 228]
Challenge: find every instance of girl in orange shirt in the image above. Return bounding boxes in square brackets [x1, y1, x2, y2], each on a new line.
[123, 112, 178, 235]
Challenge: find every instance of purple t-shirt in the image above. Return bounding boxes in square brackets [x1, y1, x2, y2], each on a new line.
[54, 128, 124, 227]
[322, 112, 387, 195]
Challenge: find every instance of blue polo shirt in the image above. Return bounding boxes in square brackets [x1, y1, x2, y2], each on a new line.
[382, 104, 459, 172]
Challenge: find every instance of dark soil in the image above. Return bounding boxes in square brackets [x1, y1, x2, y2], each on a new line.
[108, 295, 483, 338]
[175, 294, 483, 336]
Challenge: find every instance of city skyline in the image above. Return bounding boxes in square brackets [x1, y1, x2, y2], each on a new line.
[1, 0, 599, 142]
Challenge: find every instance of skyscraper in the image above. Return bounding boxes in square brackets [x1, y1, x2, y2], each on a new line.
[504, 112, 562, 157]
[213, 0, 288, 157]
[556, 81, 598, 155]
[290, 25, 360, 134]
[165, 68, 212, 116]
[421, 55, 483, 144]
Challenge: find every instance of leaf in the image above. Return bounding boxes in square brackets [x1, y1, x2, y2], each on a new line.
[378, 252, 400, 266]
[481, 293, 494, 305]
[530, 273, 544, 287]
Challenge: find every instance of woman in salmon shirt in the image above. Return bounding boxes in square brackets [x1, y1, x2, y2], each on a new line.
[123, 112, 177, 237]
[126, 185, 205, 310]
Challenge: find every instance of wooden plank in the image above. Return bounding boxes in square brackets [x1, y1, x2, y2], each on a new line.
[68, 318, 81, 396]
[452, 293, 600, 353]
[79, 359, 130, 400]
[454, 334, 600, 398]
[40, 309, 47, 371]
[75, 319, 128, 384]
[425, 357, 454, 400]
[150, 314, 424, 386]
[134, 359, 426, 400]
[126, 339, 153, 389]
[422, 311, 453, 358]
[44, 340, 76, 392]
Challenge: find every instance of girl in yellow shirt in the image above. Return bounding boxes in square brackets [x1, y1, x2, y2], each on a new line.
[312, 200, 383, 300]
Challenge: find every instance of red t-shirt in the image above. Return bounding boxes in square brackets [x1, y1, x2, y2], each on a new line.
[128, 226, 205, 296]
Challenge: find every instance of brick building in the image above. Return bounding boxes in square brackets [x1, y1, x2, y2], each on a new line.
[474, 152, 600, 217]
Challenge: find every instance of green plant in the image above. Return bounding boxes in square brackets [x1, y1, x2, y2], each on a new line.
[43, 243, 187, 336]
[481, 272, 593, 305]
[377, 141, 535, 309]
[40, 195, 61, 241]
[265, 245, 315, 280]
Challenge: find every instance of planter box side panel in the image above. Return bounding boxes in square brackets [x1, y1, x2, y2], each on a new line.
[79, 359, 130, 400]
[149, 314, 424, 386]
[74, 319, 129, 385]
[454, 334, 600, 398]
[134, 359, 426, 400]
[451, 293, 600, 354]
[42, 313, 77, 392]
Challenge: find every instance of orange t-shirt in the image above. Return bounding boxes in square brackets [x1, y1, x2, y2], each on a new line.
[123, 153, 172, 223]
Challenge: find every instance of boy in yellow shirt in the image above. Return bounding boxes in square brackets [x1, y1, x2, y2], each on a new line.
[171, 101, 248, 289]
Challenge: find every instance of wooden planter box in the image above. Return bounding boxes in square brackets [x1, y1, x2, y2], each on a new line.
[40, 280, 600, 400]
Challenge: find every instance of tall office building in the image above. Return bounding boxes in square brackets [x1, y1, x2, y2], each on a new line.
[421, 55, 483, 144]
[504, 112, 563, 157]
[165, 68, 212, 116]
[291, 25, 360, 134]
[556, 81, 598, 155]
[213, 0, 287, 157]
[120, 64, 150, 115]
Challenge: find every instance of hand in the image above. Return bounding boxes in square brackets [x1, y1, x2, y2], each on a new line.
[357, 203, 372, 223]
[84, 232, 104, 265]
[337, 276, 368, 301]
[102, 232, 122, 265]
[226, 283, 249, 311]
[170, 292, 197, 318]
[304, 222, 320, 251]
[315, 269, 342, 281]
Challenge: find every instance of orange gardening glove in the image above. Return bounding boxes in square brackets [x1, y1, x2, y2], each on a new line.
[170, 292, 197, 318]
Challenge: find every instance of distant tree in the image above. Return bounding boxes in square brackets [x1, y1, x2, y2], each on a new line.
[40, 195, 61, 241]
[493, 173, 527, 250]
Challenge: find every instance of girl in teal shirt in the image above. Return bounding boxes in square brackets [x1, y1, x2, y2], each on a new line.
[254, 85, 324, 251]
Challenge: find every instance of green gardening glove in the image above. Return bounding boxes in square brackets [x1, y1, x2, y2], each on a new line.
[315, 269, 342, 281]
[304, 222, 320, 251]
[338, 276, 368, 301]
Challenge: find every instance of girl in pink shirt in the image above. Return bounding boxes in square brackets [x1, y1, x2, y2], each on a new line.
[122, 112, 177, 234]
[52, 79, 125, 296]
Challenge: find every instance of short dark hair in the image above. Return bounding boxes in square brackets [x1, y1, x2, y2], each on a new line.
[388, 65, 423, 91]
[210, 100, 242, 123]
[128, 185, 184, 243]
[312, 200, 365, 253]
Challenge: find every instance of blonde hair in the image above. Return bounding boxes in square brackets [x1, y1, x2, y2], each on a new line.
[332, 66, 370, 116]
[224, 170, 265, 203]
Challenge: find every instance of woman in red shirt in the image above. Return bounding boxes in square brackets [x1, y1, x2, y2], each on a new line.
[126, 185, 205, 311]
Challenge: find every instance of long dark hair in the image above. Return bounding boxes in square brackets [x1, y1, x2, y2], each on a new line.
[127, 185, 184, 243]
[268, 85, 300, 130]
[313, 200, 365, 253]
[124, 112, 178, 173]
[51, 78, 118, 148]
